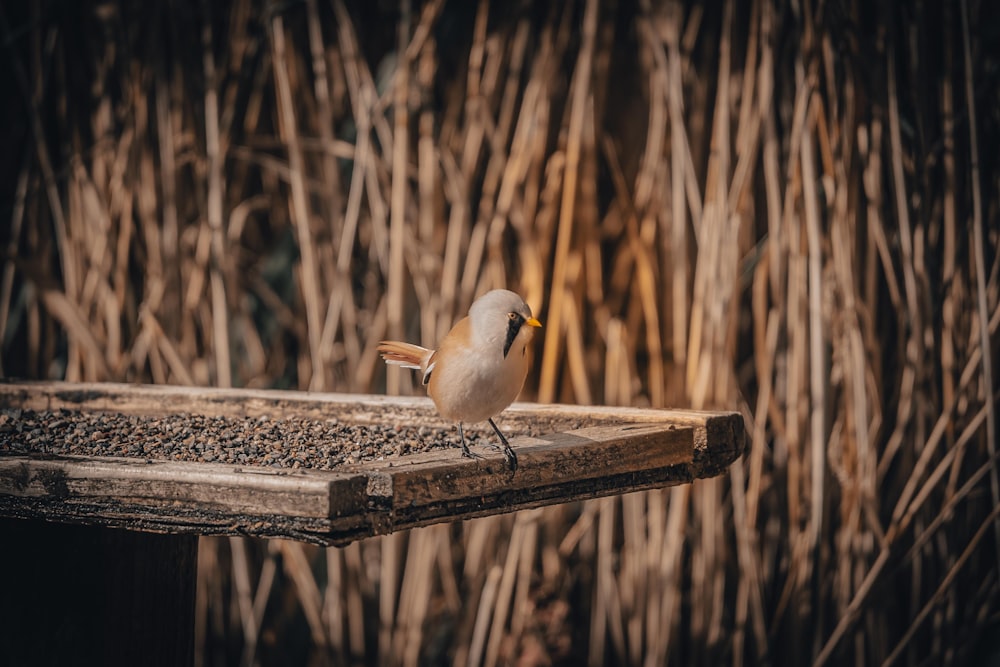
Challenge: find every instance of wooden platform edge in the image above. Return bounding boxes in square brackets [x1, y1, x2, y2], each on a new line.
[0, 382, 746, 545]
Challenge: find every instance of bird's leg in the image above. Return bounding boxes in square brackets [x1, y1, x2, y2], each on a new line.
[487, 418, 518, 472]
[458, 423, 483, 460]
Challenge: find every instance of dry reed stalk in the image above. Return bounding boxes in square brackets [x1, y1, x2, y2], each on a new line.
[393, 526, 435, 667]
[142, 310, 196, 385]
[815, 313, 1000, 663]
[343, 540, 367, 660]
[460, 20, 535, 304]
[435, 524, 462, 614]
[881, 45, 922, 491]
[603, 134, 664, 409]
[903, 408, 991, 560]
[886, 503, 1000, 666]
[437, 145, 469, 340]
[385, 0, 411, 397]
[324, 545, 345, 656]
[830, 197, 877, 625]
[1, 7, 82, 377]
[460, 7, 519, 294]
[416, 37, 439, 332]
[560, 258, 592, 404]
[249, 549, 278, 663]
[279, 541, 328, 647]
[537, 0, 598, 403]
[603, 318, 627, 405]
[886, 322, 1000, 542]
[268, 6, 325, 391]
[201, 0, 232, 389]
[324, 0, 373, 386]
[684, 4, 736, 658]
[33, 286, 110, 379]
[732, 0, 762, 186]
[1, 148, 32, 376]
[508, 511, 539, 649]
[728, 458, 763, 667]
[461, 563, 500, 667]
[731, 396, 769, 661]
[621, 491, 646, 666]
[217, 0, 255, 149]
[482, 515, 527, 667]
[483, 17, 535, 290]
[507, 21, 559, 316]
[228, 537, 257, 654]
[378, 531, 404, 660]
[768, 64, 811, 643]
[435, 0, 488, 332]
[588, 497, 621, 667]
[654, 485, 689, 663]
[801, 88, 827, 575]
[305, 0, 342, 235]
[959, 0, 1000, 571]
[353, 294, 389, 391]
[659, 0, 703, 232]
[640, 491, 664, 667]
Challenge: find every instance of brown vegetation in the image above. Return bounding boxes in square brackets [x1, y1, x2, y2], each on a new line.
[1, 0, 998, 664]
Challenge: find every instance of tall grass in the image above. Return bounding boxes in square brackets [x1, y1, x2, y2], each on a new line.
[2, 0, 999, 664]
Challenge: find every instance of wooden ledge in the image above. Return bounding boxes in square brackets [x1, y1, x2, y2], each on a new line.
[0, 381, 745, 545]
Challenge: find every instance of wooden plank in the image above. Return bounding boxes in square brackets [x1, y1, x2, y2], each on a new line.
[1, 456, 365, 517]
[0, 381, 745, 544]
[358, 422, 695, 531]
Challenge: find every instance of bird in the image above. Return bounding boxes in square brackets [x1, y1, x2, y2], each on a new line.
[377, 289, 542, 472]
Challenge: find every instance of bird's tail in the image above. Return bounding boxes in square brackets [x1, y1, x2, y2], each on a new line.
[377, 341, 431, 371]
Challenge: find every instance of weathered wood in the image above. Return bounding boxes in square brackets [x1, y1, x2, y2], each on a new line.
[0, 381, 746, 545]
[0, 518, 196, 667]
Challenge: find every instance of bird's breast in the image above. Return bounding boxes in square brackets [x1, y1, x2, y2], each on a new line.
[427, 343, 530, 424]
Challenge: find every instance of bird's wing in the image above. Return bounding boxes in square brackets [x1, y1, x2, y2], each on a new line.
[422, 352, 436, 385]
[425, 316, 474, 386]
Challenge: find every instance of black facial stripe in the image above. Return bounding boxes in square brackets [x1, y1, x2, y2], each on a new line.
[503, 314, 524, 358]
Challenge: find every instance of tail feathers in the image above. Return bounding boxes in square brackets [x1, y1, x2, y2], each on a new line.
[377, 341, 431, 371]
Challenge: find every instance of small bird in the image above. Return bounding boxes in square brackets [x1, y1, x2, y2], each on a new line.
[377, 289, 542, 471]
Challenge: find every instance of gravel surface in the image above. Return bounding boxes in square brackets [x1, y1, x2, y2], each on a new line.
[0, 408, 592, 470]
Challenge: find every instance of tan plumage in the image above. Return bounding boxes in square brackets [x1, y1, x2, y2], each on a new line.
[377, 289, 541, 471]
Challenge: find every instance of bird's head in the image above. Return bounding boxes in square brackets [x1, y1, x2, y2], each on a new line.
[469, 289, 542, 358]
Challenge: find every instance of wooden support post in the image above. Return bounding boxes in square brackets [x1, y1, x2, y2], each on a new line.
[0, 518, 196, 667]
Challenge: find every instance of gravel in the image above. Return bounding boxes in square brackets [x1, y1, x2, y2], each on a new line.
[0, 408, 592, 470]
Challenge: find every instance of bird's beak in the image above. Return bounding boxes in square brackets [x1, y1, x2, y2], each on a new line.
[525, 317, 542, 328]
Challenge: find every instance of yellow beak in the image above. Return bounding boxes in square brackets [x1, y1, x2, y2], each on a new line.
[525, 317, 542, 328]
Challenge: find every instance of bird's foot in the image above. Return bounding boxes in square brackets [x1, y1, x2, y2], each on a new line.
[488, 418, 518, 473]
[500, 443, 518, 472]
[458, 423, 484, 460]
[460, 442, 485, 460]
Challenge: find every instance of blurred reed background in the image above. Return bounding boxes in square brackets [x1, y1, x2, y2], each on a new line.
[2, 0, 999, 664]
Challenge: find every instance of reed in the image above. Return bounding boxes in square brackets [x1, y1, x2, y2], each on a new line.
[2, 0, 998, 664]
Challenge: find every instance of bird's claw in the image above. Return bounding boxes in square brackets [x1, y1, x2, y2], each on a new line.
[501, 445, 518, 473]
[460, 421, 517, 472]
[460, 445, 485, 460]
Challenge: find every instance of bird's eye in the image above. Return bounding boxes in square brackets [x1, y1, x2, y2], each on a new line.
[508, 312, 518, 320]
